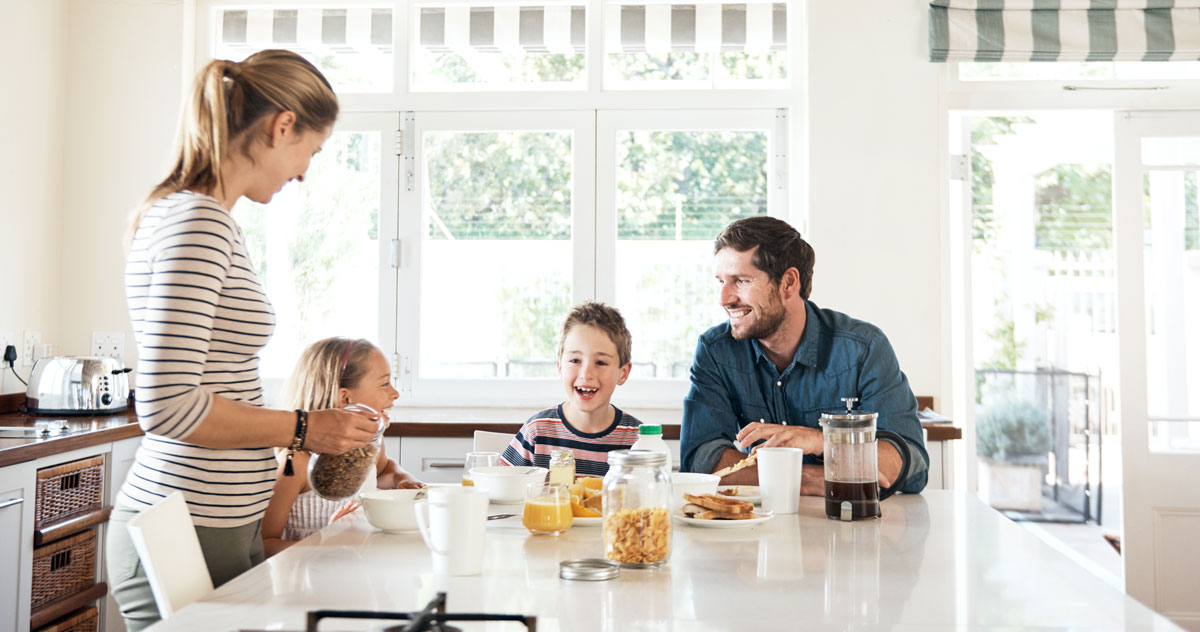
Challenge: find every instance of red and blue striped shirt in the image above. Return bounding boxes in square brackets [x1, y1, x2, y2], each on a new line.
[501, 405, 642, 477]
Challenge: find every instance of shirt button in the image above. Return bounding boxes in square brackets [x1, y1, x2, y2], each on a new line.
[776, 381, 782, 387]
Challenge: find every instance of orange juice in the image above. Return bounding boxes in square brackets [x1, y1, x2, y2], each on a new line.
[462, 477, 474, 487]
[522, 496, 573, 534]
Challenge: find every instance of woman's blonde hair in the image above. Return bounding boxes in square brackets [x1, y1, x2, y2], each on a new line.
[126, 49, 338, 246]
[281, 337, 380, 411]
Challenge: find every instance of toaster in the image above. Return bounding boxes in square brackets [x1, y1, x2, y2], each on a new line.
[26, 356, 132, 415]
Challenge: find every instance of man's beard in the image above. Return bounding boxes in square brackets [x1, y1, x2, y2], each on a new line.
[729, 292, 787, 341]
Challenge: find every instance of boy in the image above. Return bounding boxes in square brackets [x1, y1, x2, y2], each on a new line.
[502, 301, 643, 477]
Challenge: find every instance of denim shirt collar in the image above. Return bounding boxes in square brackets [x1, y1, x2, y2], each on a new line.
[749, 300, 824, 373]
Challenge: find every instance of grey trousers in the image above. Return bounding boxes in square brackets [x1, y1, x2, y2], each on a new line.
[107, 504, 265, 631]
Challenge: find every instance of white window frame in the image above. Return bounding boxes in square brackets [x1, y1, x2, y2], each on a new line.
[193, 0, 805, 409]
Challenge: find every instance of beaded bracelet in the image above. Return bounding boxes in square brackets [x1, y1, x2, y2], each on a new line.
[284, 409, 309, 477]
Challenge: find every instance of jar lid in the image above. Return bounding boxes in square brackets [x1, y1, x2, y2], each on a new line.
[638, 424, 663, 436]
[560, 559, 620, 581]
[608, 449, 668, 467]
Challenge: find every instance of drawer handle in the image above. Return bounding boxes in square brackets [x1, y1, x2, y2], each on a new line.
[0, 497, 23, 510]
[426, 461, 466, 469]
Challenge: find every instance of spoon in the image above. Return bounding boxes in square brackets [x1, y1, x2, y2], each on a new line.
[487, 513, 517, 521]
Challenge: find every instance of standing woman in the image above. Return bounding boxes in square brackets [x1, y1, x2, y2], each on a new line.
[108, 49, 379, 631]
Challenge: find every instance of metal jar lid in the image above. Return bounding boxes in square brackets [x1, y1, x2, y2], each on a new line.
[607, 449, 667, 467]
[560, 559, 620, 581]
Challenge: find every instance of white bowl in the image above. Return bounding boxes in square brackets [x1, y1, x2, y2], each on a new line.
[361, 488, 423, 533]
[468, 466, 548, 503]
[670, 472, 720, 512]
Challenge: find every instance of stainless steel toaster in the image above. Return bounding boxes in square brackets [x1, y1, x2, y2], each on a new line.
[26, 356, 132, 415]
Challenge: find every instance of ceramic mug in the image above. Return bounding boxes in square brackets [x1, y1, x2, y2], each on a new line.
[414, 487, 488, 575]
[757, 447, 804, 514]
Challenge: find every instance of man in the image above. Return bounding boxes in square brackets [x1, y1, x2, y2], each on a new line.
[680, 217, 928, 495]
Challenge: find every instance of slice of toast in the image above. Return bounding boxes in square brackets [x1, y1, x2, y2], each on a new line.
[697, 509, 756, 521]
[683, 493, 754, 514]
[681, 503, 705, 518]
[712, 452, 758, 479]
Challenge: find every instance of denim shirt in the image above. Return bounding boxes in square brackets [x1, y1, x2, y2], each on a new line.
[679, 300, 929, 494]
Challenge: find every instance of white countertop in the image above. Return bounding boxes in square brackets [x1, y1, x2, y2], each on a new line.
[150, 491, 1179, 631]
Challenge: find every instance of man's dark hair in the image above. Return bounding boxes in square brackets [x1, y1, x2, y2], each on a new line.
[714, 216, 815, 299]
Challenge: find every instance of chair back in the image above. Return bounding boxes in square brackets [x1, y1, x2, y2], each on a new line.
[126, 491, 214, 619]
[473, 430, 514, 455]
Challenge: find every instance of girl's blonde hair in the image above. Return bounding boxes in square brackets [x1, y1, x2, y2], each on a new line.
[281, 337, 380, 411]
[126, 49, 338, 247]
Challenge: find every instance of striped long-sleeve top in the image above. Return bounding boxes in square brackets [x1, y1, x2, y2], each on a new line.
[118, 191, 277, 527]
[501, 405, 642, 477]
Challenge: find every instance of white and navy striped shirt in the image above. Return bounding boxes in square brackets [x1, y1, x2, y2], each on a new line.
[119, 191, 277, 527]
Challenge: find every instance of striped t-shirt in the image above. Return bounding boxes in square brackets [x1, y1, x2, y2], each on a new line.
[501, 405, 642, 477]
[119, 191, 277, 528]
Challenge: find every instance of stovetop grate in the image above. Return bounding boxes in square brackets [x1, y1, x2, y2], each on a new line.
[306, 592, 536, 632]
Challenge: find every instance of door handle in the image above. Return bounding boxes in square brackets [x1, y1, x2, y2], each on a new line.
[0, 497, 23, 510]
[425, 461, 466, 469]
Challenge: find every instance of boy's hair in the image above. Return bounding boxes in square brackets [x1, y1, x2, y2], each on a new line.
[557, 302, 632, 367]
[714, 216, 815, 299]
[281, 337, 380, 411]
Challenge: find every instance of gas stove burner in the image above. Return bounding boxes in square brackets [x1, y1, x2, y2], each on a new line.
[306, 592, 536, 632]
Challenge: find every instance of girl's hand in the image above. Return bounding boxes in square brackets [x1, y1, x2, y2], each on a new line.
[397, 480, 425, 490]
[328, 501, 360, 524]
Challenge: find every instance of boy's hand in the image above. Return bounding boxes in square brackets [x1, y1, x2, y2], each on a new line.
[304, 409, 377, 454]
[328, 501, 360, 524]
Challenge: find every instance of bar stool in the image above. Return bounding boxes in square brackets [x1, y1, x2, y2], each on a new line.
[126, 491, 214, 619]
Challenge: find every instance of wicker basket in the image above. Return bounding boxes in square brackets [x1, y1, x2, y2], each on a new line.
[34, 606, 98, 632]
[35, 456, 104, 529]
[31, 530, 96, 611]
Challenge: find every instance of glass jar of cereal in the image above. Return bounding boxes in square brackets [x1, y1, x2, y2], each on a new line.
[601, 449, 672, 568]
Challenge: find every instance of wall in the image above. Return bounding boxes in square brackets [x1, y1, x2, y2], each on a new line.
[0, 0, 67, 395]
[58, 0, 187, 365]
[804, 1, 946, 404]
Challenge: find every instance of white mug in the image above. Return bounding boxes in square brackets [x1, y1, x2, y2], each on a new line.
[757, 447, 804, 514]
[414, 487, 488, 576]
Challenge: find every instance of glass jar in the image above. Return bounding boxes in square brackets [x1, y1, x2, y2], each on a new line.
[548, 449, 576, 486]
[308, 403, 385, 501]
[601, 449, 672, 568]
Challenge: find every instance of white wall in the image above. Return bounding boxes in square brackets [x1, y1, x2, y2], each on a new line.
[58, 0, 187, 365]
[0, 0, 67, 395]
[804, 1, 946, 404]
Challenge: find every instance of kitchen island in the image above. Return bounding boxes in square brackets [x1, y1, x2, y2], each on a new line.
[150, 491, 1177, 631]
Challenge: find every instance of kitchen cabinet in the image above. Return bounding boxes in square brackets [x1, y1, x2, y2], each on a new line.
[0, 460, 35, 632]
[397, 437, 473, 483]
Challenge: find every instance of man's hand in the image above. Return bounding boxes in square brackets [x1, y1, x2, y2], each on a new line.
[736, 423, 823, 455]
[878, 440, 903, 489]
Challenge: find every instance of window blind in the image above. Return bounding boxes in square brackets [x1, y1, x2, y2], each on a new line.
[929, 0, 1200, 62]
[606, 2, 786, 54]
[221, 7, 393, 51]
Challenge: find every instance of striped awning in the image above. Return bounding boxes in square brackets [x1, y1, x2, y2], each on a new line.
[929, 1, 1200, 62]
[221, 8, 393, 52]
[604, 3, 787, 54]
[418, 5, 587, 54]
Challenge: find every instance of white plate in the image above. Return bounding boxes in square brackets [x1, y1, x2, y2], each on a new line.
[715, 485, 762, 505]
[673, 509, 774, 528]
[572, 516, 603, 527]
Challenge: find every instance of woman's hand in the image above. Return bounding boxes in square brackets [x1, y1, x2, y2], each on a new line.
[328, 501, 360, 524]
[736, 422, 823, 455]
[304, 409, 378, 455]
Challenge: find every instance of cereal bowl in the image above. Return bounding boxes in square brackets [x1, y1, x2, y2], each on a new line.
[361, 488, 423, 533]
[468, 466, 548, 503]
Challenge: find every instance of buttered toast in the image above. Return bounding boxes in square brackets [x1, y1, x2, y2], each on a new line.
[712, 452, 758, 478]
[683, 493, 754, 515]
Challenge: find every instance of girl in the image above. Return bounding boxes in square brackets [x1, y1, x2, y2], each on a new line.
[261, 338, 423, 556]
[109, 50, 379, 631]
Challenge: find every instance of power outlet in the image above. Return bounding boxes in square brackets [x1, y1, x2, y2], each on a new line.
[22, 331, 40, 367]
[92, 331, 125, 361]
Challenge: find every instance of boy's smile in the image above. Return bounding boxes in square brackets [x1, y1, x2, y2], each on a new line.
[558, 324, 632, 430]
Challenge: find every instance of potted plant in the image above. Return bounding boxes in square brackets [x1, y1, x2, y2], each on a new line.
[976, 398, 1052, 511]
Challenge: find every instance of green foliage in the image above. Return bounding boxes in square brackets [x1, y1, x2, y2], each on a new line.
[497, 276, 570, 375]
[971, 116, 1033, 248]
[976, 398, 1052, 461]
[1034, 164, 1112, 252]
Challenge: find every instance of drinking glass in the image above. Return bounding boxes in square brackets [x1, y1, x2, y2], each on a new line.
[522, 482, 573, 535]
[462, 452, 500, 487]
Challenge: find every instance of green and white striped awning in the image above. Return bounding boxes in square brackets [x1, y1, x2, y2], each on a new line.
[929, 1, 1200, 62]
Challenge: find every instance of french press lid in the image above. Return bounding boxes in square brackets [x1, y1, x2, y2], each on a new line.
[819, 398, 877, 428]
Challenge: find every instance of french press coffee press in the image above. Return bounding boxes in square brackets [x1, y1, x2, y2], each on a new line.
[820, 398, 910, 521]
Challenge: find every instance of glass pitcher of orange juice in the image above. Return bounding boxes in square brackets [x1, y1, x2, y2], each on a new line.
[523, 482, 573, 535]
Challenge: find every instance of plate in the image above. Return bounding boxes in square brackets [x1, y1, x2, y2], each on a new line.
[715, 485, 762, 505]
[572, 516, 603, 527]
[673, 509, 774, 528]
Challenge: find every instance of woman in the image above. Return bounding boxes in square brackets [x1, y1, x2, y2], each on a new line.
[107, 50, 378, 631]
